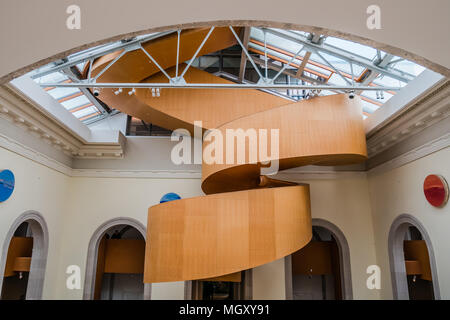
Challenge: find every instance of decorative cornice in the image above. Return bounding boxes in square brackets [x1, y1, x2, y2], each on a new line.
[366, 80, 450, 157]
[0, 131, 72, 175]
[0, 85, 125, 159]
[368, 132, 450, 175]
[0, 129, 199, 178]
[70, 169, 202, 179]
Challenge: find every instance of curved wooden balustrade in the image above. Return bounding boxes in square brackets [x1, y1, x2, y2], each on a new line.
[87, 27, 368, 283]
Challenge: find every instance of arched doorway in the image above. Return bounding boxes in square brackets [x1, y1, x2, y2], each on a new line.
[388, 214, 440, 300]
[285, 219, 352, 300]
[83, 217, 151, 300]
[0, 211, 49, 300]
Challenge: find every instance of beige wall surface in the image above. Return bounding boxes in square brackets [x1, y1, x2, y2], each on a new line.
[368, 147, 450, 299]
[0, 147, 70, 299]
[0, 0, 449, 83]
[306, 177, 379, 299]
[253, 258, 287, 299]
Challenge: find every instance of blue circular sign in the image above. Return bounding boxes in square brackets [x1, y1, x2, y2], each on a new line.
[160, 192, 181, 203]
[0, 170, 15, 202]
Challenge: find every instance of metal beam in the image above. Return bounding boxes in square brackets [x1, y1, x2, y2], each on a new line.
[30, 31, 175, 80]
[229, 26, 264, 81]
[314, 50, 352, 85]
[260, 28, 414, 83]
[238, 27, 251, 83]
[37, 81, 401, 91]
[139, 45, 172, 81]
[253, 56, 320, 85]
[356, 53, 395, 94]
[62, 68, 109, 115]
[180, 27, 215, 79]
[93, 50, 127, 81]
[271, 44, 304, 83]
[215, 71, 296, 102]
[253, 57, 347, 99]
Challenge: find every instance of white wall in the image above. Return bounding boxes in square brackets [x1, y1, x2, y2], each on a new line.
[368, 147, 450, 299]
[253, 258, 286, 299]
[0, 146, 70, 299]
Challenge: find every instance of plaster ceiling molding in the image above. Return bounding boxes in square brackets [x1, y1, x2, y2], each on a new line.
[0, 85, 125, 160]
[75, 144, 124, 159]
[368, 132, 450, 175]
[70, 169, 202, 179]
[366, 80, 450, 157]
[0, 132, 72, 176]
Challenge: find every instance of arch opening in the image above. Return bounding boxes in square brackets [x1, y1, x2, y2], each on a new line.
[0, 211, 49, 300]
[388, 214, 440, 300]
[83, 218, 151, 300]
[285, 218, 352, 300]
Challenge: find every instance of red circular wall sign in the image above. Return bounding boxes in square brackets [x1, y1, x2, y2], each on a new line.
[423, 175, 448, 208]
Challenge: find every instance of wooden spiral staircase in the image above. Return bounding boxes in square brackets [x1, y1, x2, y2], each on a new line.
[87, 27, 367, 283]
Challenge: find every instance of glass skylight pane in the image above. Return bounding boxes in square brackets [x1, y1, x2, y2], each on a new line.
[192, 56, 219, 69]
[390, 60, 425, 77]
[47, 87, 80, 100]
[76, 62, 87, 73]
[61, 95, 90, 110]
[248, 42, 305, 69]
[325, 37, 378, 60]
[36, 72, 67, 84]
[251, 28, 303, 55]
[372, 75, 407, 88]
[317, 52, 364, 76]
[72, 106, 98, 118]
[328, 73, 348, 86]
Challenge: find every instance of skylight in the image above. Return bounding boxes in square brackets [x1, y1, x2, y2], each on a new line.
[248, 27, 427, 115]
[21, 26, 429, 125]
[33, 70, 104, 124]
